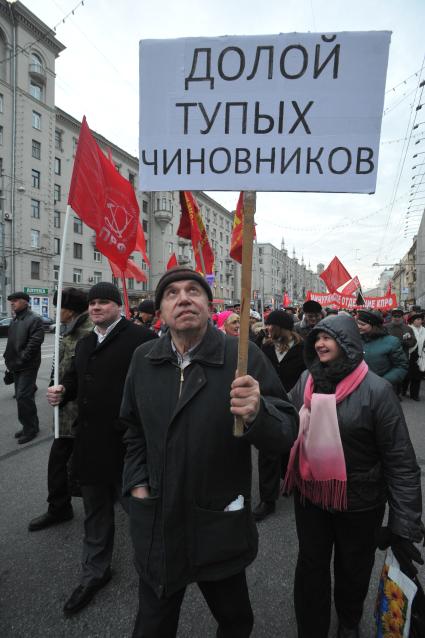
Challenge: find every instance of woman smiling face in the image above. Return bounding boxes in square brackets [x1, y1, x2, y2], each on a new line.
[314, 331, 342, 363]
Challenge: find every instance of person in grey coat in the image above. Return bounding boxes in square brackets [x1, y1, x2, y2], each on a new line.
[285, 314, 422, 638]
[121, 266, 298, 638]
[3, 291, 44, 444]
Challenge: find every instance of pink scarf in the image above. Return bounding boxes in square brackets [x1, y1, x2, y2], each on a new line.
[283, 360, 368, 510]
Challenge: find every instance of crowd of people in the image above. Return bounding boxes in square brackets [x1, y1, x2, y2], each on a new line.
[3, 271, 425, 638]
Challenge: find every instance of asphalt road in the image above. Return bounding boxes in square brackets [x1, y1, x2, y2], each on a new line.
[0, 334, 424, 637]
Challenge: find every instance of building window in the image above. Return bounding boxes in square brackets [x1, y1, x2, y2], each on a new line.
[32, 139, 41, 159]
[73, 243, 83, 259]
[0, 94, 3, 112]
[30, 81, 42, 101]
[31, 199, 40, 219]
[55, 129, 63, 151]
[54, 238, 60, 255]
[168, 242, 173, 254]
[128, 172, 135, 187]
[54, 210, 61, 228]
[31, 229, 40, 248]
[73, 268, 82, 284]
[142, 219, 148, 232]
[30, 53, 43, 74]
[73, 216, 83, 234]
[112, 276, 119, 286]
[31, 169, 40, 189]
[93, 249, 102, 262]
[127, 278, 134, 290]
[54, 157, 61, 175]
[32, 110, 41, 130]
[31, 261, 40, 279]
[54, 184, 61, 203]
[54, 265, 59, 281]
[72, 137, 78, 155]
[93, 271, 102, 284]
[142, 200, 148, 214]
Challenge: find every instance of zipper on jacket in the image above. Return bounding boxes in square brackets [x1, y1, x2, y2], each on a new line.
[178, 367, 184, 398]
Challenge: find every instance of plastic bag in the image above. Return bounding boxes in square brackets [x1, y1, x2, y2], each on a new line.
[375, 548, 417, 637]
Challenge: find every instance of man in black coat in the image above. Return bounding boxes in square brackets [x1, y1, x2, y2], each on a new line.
[3, 291, 44, 444]
[121, 267, 298, 638]
[47, 282, 156, 617]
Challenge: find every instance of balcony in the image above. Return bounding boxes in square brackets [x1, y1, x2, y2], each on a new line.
[153, 207, 172, 231]
[29, 63, 46, 83]
[177, 237, 190, 247]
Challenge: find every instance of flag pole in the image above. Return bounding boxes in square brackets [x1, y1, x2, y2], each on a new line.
[197, 241, 207, 275]
[53, 204, 72, 438]
[120, 271, 130, 318]
[234, 191, 256, 438]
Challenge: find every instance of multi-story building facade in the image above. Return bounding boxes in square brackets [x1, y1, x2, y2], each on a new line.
[256, 240, 325, 307]
[0, 1, 324, 316]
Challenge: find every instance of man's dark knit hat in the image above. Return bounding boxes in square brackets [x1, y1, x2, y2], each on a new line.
[265, 310, 294, 331]
[88, 282, 122, 306]
[8, 291, 30, 302]
[53, 287, 88, 314]
[391, 307, 404, 316]
[303, 300, 322, 314]
[155, 267, 213, 310]
[138, 299, 155, 314]
[357, 309, 383, 326]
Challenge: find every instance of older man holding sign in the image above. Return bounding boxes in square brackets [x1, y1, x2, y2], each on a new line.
[121, 267, 298, 636]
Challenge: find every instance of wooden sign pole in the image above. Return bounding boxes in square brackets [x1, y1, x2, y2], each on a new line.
[234, 190, 256, 437]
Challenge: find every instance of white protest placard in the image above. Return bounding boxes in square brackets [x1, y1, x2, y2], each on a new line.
[139, 32, 391, 193]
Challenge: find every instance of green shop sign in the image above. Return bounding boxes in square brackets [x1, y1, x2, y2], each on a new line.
[24, 287, 49, 295]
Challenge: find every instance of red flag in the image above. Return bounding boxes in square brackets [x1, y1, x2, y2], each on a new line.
[177, 192, 214, 274]
[167, 253, 178, 270]
[108, 258, 147, 282]
[340, 275, 361, 296]
[386, 280, 392, 296]
[283, 292, 291, 307]
[229, 192, 256, 264]
[135, 221, 150, 268]
[319, 257, 351, 293]
[68, 116, 139, 270]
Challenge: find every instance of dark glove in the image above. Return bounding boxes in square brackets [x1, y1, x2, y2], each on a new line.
[377, 526, 424, 579]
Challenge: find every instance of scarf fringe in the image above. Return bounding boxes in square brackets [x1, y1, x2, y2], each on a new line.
[284, 474, 347, 511]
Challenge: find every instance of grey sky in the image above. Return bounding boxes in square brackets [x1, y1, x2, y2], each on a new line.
[25, 0, 425, 289]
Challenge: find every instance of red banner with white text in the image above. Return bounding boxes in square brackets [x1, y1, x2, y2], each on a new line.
[306, 291, 397, 310]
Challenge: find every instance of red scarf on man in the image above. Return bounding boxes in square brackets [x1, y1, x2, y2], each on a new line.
[283, 360, 368, 510]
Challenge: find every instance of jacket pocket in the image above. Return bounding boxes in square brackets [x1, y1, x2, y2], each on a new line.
[129, 495, 159, 573]
[193, 504, 250, 568]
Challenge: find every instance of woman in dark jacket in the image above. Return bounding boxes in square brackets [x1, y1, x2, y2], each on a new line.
[284, 314, 422, 638]
[253, 310, 306, 522]
[356, 309, 408, 387]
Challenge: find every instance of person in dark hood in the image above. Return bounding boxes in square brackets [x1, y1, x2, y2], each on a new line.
[294, 300, 323, 338]
[284, 314, 422, 638]
[355, 309, 408, 389]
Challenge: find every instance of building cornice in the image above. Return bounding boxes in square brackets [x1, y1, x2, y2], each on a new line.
[0, 1, 66, 56]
